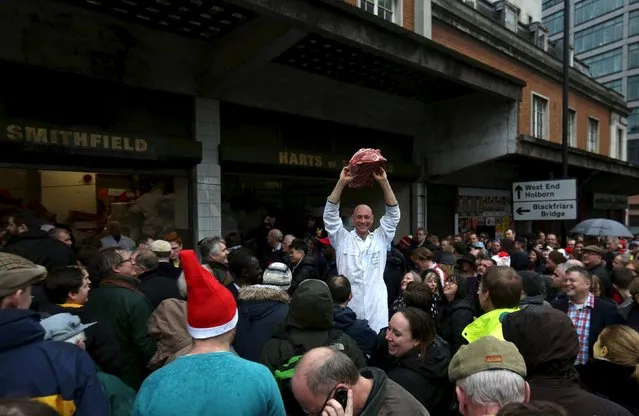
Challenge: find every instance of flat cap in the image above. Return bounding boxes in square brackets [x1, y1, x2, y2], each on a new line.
[0, 253, 47, 297]
[448, 336, 526, 382]
[150, 240, 171, 253]
[582, 245, 604, 256]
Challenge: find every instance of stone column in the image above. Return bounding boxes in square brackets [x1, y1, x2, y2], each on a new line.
[194, 97, 222, 242]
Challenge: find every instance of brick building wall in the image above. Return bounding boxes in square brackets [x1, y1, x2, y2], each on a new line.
[432, 23, 612, 156]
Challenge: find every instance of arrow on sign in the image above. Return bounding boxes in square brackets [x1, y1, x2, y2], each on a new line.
[514, 185, 523, 200]
[516, 207, 530, 215]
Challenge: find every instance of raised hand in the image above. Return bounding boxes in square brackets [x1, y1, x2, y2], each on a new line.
[373, 168, 388, 183]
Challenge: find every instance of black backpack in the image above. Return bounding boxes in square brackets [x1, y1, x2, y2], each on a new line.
[273, 329, 343, 416]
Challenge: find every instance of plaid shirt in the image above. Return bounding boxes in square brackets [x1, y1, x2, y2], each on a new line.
[567, 292, 594, 365]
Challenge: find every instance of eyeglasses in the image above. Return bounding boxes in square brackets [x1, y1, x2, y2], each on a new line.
[118, 257, 134, 266]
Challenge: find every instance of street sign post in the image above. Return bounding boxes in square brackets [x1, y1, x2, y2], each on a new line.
[512, 179, 577, 221]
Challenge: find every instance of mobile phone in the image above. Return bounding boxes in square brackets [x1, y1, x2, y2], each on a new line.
[334, 387, 349, 409]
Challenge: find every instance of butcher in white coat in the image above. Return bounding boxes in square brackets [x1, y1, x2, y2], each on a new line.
[323, 167, 400, 333]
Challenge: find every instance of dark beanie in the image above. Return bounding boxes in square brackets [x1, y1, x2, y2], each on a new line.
[510, 251, 529, 271]
[518, 270, 544, 297]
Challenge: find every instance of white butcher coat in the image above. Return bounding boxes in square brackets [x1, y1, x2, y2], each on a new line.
[323, 200, 400, 333]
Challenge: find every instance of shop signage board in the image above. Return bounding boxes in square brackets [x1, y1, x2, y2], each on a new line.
[512, 179, 577, 221]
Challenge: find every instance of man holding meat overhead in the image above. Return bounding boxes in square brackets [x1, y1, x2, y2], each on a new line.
[323, 150, 400, 333]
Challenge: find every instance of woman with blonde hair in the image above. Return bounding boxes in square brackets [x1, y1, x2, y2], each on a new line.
[579, 325, 639, 414]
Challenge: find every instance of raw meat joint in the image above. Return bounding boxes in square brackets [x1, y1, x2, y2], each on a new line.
[347, 148, 387, 188]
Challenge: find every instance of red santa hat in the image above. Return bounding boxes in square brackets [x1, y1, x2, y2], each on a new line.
[180, 249, 238, 339]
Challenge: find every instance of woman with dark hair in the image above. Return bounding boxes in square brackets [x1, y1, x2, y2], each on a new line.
[372, 307, 454, 414]
[437, 275, 475, 354]
[528, 248, 545, 273]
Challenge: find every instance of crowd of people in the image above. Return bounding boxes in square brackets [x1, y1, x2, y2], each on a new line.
[0, 167, 638, 415]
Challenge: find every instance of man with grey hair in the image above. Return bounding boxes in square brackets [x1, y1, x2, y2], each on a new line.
[86, 247, 156, 390]
[137, 244, 183, 309]
[292, 347, 428, 415]
[448, 336, 529, 415]
[548, 259, 585, 302]
[265, 228, 286, 267]
[198, 236, 232, 286]
[282, 234, 295, 254]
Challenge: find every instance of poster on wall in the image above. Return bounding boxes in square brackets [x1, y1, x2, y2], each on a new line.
[457, 187, 513, 235]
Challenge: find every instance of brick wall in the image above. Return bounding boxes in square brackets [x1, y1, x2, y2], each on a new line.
[432, 23, 611, 156]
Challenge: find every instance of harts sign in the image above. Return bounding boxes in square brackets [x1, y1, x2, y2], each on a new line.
[5, 124, 149, 153]
[278, 151, 395, 173]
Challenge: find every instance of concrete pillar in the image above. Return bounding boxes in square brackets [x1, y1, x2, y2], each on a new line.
[412, 182, 427, 231]
[194, 97, 222, 242]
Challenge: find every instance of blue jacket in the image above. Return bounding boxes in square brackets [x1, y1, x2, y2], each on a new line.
[333, 305, 377, 361]
[0, 309, 109, 416]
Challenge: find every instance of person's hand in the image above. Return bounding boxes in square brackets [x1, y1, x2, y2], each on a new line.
[322, 389, 353, 416]
[339, 167, 352, 184]
[373, 168, 388, 183]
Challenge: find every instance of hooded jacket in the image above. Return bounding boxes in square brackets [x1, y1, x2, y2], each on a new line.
[234, 285, 290, 362]
[0, 309, 108, 416]
[502, 306, 632, 416]
[1, 229, 76, 270]
[579, 359, 639, 416]
[373, 335, 454, 414]
[260, 279, 366, 372]
[462, 307, 518, 343]
[333, 304, 377, 361]
[438, 296, 474, 353]
[359, 367, 430, 416]
[147, 298, 192, 371]
[288, 255, 321, 296]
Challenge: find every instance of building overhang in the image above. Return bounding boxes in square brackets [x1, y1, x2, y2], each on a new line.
[431, 135, 639, 195]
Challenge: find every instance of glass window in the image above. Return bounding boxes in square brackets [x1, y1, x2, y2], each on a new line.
[588, 117, 600, 152]
[568, 109, 577, 147]
[532, 94, 549, 139]
[630, 10, 639, 37]
[543, 0, 562, 9]
[583, 48, 622, 77]
[603, 78, 622, 95]
[574, 0, 623, 25]
[574, 15, 623, 53]
[360, 0, 395, 22]
[628, 139, 639, 165]
[630, 43, 639, 70]
[628, 76, 639, 101]
[629, 108, 639, 135]
[544, 11, 564, 35]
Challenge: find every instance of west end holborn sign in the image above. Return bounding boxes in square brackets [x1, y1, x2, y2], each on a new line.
[512, 179, 577, 221]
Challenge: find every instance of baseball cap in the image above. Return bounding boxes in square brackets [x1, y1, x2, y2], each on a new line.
[40, 313, 96, 342]
[262, 262, 292, 290]
[448, 336, 527, 382]
[0, 253, 47, 297]
[150, 240, 171, 253]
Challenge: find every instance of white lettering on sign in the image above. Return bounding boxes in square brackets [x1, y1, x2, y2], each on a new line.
[512, 179, 577, 221]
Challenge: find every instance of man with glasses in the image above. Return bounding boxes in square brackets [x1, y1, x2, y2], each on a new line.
[86, 247, 157, 390]
[292, 347, 428, 415]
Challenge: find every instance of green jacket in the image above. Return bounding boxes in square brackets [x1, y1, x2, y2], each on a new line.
[259, 279, 366, 372]
[86, 275, 156, 390]
[97, 369, 136, 416]
[461, 307, 519, 343]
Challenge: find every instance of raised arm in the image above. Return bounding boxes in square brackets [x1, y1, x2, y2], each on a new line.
[374, 169, 400, 244]
[323, 168, 352, 247]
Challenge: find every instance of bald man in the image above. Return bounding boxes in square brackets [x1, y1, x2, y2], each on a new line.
[292, 347, 428, 415]
[323, 167, 400, 332]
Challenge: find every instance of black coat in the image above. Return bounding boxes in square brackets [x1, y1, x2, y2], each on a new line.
[333, 305, 377, 362]
[438, 297, 474, 354]
[2, 230, 76, 270]
[138, 263, 183, 310]
[287, 255, 321, 296]
[580, 358, 639, 415]
[384, 248, 407, 311]
[40, 303, 123, 376]
[552, 296, 624, 358]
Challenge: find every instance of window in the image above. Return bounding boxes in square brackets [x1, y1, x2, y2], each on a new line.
[629, 108, 639, 134]
[629, 140, 639, 165]
[617, 128, 625, 159]
[543, 0, 562, 9]
[568, 109, 577, 147]
[574, 0, 623, 25]
[630, 10, 639, 37]
[583, 48, 622, 77]
[587, 117, 600, 152]
[628, 76, 639, 101]
[603, 78, 622, 95]
[544, 11, 564, 35]
[532, 94, 549, 140]
[505, 7, 518, 31]
[574, 16, 623, 53]
[360, 0, 395, 22]
[630, 43, 639, 70]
